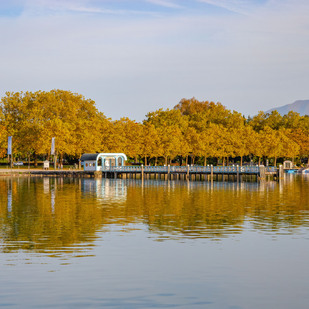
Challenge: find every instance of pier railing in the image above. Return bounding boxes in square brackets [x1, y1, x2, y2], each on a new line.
[6, 165, 281, 182]
[265, 166, 277, 173]
[101, 165, 267, 174]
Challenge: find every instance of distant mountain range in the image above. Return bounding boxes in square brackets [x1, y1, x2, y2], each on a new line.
[266, 100, 309, 116]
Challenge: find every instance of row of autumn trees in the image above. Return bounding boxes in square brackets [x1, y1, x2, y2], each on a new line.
[0, 90, 309, 166]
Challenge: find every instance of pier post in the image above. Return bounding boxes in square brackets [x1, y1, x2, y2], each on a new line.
[210, 165, 213, 181]
[259, 165, 265, 180]
[94, 171, 102, 179]
[279, 164, 284, 180]
[141, 165, 144, 181]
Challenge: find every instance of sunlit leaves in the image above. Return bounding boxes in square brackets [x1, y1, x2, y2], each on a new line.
[0, 93, 308, 165]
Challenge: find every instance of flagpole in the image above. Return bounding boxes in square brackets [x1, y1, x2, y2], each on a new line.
[7, 136, 12, 170]
[51, 137, 56, 170]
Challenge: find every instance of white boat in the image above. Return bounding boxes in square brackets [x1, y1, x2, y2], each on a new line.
[297, 167, 309, 174]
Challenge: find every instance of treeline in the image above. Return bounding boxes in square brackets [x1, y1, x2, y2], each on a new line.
[0, 90, 309, 166]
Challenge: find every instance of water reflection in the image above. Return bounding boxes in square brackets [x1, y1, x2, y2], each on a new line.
[82, 178, 127, 202]
[7, 185, 12, 215]
[0, 176, 309, 255]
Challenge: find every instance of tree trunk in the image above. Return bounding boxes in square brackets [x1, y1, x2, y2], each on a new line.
[60, 153, 64, 169]
[274, 156, 277, 167]
[185, 156, 188, 165]
[79, 154, 82, 169]
[204, 156, 207, 166]
[34, 153, 38, 167]
[155, 157, 157, 166]
[240, 156, 243, 166]
[165, 156, 168, 165]
[144, 156, 147, 166]
[192, 156, 195, 165]
[222, 157, 225, 166]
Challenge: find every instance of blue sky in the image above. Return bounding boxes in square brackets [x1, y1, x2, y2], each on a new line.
[0, 0, 308, 121]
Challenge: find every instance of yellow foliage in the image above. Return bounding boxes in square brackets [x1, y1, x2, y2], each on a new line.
[0, 92, 308, 164]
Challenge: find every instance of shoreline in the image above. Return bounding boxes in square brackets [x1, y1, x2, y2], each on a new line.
[0, 169, 92, 177]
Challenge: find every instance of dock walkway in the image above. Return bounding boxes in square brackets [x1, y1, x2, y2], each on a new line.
[101, 165, 281, 181]
[0, 165, 283, 181]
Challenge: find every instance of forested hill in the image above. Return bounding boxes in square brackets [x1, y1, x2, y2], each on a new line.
[266, 100, 309, 116]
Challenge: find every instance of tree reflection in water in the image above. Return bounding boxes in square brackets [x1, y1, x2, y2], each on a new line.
[0, 175, 308, 255]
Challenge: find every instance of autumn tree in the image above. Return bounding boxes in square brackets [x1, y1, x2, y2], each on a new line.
[183, 127, 203, 164]
[284, 128, 309, 160]
[111, 118, 143, 161]
[0, 90, 108, 164]
[145, 108, 188, 132]
[0, 108, 7, 158]
[140, 123, 161, 165]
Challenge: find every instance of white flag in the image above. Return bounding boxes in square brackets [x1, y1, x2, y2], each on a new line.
[7, 136, 12, 155]
[51, 137, 55, 155]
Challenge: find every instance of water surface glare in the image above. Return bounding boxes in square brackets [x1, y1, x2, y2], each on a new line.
[0, 176, 309, 308]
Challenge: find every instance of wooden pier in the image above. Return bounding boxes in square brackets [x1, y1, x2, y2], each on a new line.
[100, 165, 283, 182]
[0, 165, 283, 182]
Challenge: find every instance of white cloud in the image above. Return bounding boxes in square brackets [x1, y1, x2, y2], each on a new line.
[19, 0, 158, 17]
[146, 0, 183, 9]
[197, 0, 257, 15]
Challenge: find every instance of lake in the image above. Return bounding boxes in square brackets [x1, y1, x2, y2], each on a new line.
[0, 175, 309, 308]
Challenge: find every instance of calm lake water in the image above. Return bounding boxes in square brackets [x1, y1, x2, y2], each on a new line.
[0, 175, 309, 309]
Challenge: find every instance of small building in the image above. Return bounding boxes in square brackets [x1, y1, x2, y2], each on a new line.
[43, 160, 50, 170]
[81, 153, 127, 172]
[283, 160, 294, 170]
